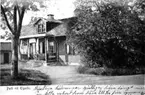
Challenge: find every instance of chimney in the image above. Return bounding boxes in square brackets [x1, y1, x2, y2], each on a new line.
[47, 14, 54, 21]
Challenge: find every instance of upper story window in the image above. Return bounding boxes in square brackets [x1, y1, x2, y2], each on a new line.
[38, 24, 45, 33]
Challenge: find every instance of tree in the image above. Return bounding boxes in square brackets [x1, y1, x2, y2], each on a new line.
[133, 0, 145, 15]
[1, 0, 46, 79]
[68, 0, 145, 68]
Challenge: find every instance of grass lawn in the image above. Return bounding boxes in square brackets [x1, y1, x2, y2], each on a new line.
[0, 64, 51, 86]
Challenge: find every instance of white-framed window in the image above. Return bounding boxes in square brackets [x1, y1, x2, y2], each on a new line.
[38, 24, 45, 33]
[66, 44, 77, 55]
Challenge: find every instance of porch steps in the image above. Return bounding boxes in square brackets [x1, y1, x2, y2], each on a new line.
[47, 59, 57, 62]
[47, 53, 57, 62]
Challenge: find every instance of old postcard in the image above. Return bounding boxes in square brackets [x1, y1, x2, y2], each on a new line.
[0, 0, 145, 95]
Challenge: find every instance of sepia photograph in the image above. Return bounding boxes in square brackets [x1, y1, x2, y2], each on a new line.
[0, 0, 145, 88]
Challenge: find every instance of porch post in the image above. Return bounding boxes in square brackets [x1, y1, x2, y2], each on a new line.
[36, 38, 39, 59]
[45, 37, 48, 63]
[56, 39, 59, 62]
[27, 39, 30, 59]
[65, 43, 68, 65]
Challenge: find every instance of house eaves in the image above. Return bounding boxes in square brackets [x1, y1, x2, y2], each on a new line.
[20, 34, 46, 39]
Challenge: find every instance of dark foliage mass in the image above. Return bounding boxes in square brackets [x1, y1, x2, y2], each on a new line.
[67, 0, 145, 69]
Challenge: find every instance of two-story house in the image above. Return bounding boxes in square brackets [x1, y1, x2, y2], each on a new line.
[19, 15, 80, 65]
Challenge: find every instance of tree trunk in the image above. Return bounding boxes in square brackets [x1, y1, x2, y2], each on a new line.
[11, 35, 19, 79]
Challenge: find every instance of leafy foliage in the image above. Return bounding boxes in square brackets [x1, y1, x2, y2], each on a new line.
[1, 0, 46, 32]
[0, 0, 46, 79]
[68, 0, 145, 69]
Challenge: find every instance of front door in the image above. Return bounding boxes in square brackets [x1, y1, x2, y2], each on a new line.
[4, 53, 9, 64]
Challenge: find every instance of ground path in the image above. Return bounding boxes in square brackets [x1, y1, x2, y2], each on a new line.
[29, 65, 144, 85]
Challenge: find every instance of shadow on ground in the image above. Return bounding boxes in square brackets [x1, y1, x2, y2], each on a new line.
[0, 68, 51, 86]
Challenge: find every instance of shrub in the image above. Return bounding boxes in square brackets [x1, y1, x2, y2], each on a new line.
[77, 66, 145, 76]
[77, 66, 105, 75]
[67, 1, 145, 69]
[102, 68, 145, 76]
[77, 66, 89, 74]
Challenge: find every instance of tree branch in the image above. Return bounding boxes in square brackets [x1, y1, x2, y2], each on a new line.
[17, 6, 26, 37]
[17, 6, 21, 18]
[1, 5, 14, 33]
[13, 5, 17, 34]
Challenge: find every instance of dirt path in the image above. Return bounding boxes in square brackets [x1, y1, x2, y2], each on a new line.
[31, 65, 144, 85]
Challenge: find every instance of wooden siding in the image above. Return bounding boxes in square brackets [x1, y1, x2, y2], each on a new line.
[0, 42, 11, 51]
[56, 36, 66, 55]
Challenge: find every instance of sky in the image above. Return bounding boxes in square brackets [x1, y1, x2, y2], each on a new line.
[23, 0, 76, 25]
[0, 0, 76, 36]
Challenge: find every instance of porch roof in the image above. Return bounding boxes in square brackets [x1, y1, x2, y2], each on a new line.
[20, 34, 46, 39]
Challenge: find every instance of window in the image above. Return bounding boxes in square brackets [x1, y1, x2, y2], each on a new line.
[42, 24, 45, 32]
[38, 24, 42, 33]
[38, 24, 45, 33]
[67, 44, 76, 55]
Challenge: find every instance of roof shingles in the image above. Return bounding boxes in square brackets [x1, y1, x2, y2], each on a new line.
[21, 25, 37, 37]
[20, 17, 76, 38]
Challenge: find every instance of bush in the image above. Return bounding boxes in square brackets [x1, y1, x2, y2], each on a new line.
[77, 66, 89, 74]
[102, 68, 145, 76]
[77, 66, 105, 75]
[77, 66, 145, 76]
[67, 1, 145, 69]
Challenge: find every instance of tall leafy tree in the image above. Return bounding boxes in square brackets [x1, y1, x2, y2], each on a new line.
[69, 0, 145, 68]
[1, 0, 46, 79]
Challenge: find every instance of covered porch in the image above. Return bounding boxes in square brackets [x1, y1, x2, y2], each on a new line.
[20, 35, 69, 65]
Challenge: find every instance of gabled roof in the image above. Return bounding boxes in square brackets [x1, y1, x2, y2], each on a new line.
[46, 23, 67, 36]
[48, 17, 77, 37]
[20, 24, 37, 37]
[34, 18, 62, 26]
[34, 19, 43, 26]
[20, 16, 77, 39]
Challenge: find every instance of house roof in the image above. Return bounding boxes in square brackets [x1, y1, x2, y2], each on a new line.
[34, 18, 62, 26]
[0, 39, 11, 43]
[47, 17, 77, 36]
[20, 17, 77, 39]
[21, 24, 37, 37]
[20, 23, 61, 39]
[20, 34, 46, 39]
[46, 23, 67, 36]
